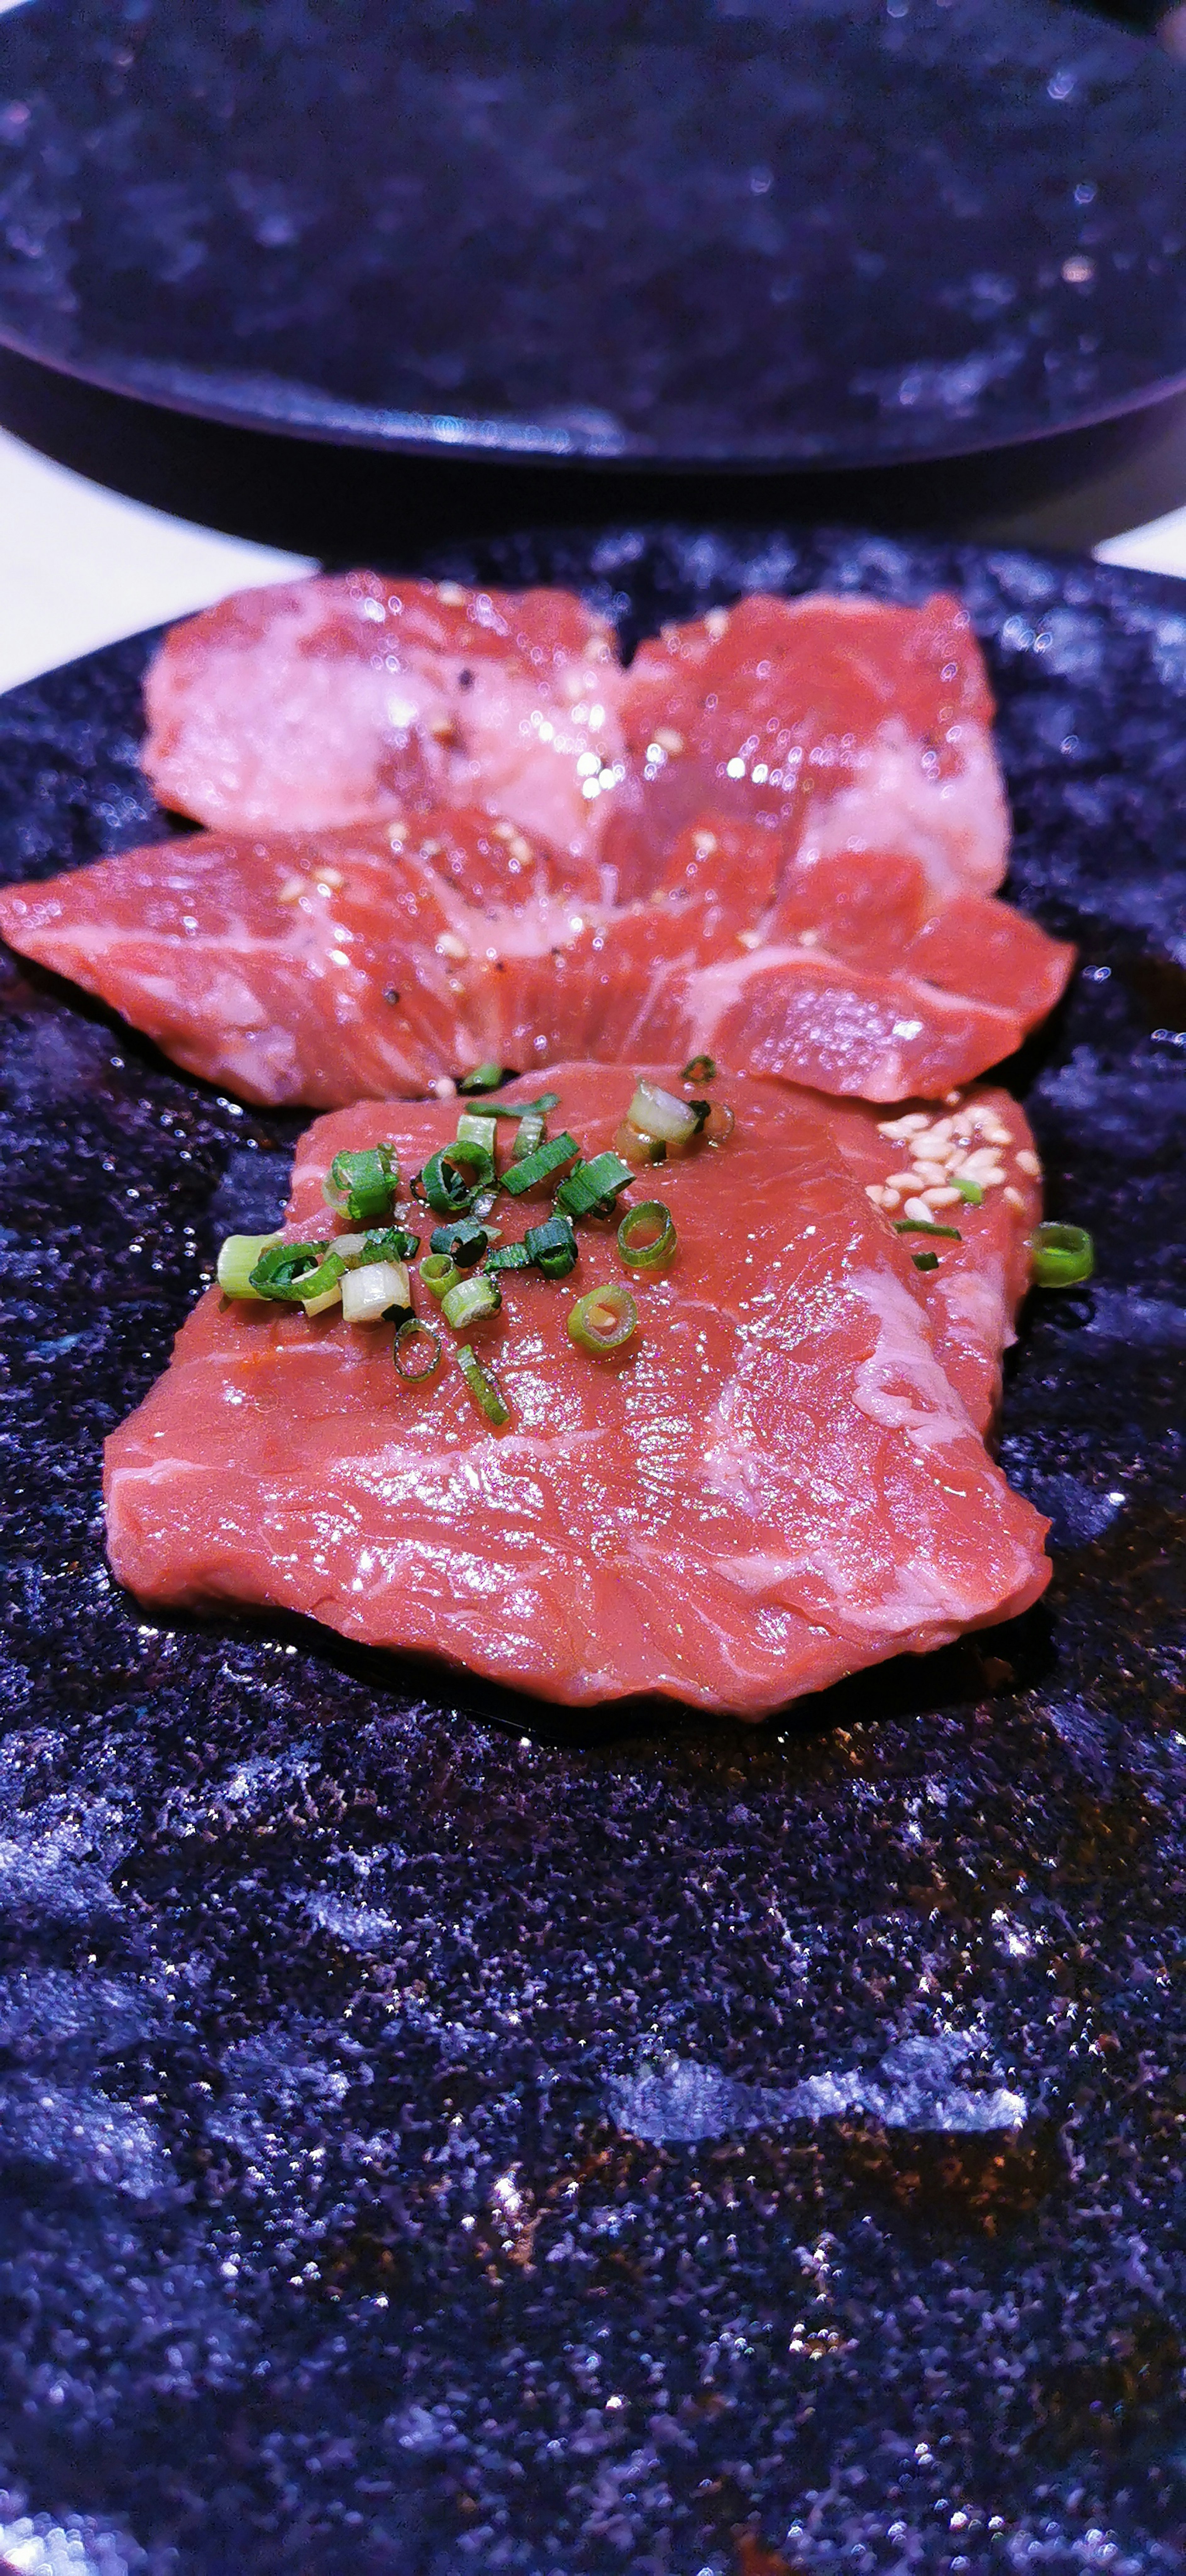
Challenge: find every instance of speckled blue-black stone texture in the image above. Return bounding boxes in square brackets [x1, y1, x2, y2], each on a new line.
[0, 525, 1183, 2574]
[3, 0, 1186, 469]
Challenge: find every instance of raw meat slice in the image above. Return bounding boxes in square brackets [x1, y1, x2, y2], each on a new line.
[141, 578, 1009, 908]
[614, 591, 1010, 900]
[142, 573, 626, 857]
[0, 814, 1074, 1110]
[825, 1084, 1043, 1434]
[103, 1063, 1051, 1718]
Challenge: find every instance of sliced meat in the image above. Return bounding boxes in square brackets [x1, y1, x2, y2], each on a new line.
[0, 815, 1073, 1110]
[828, 1085, 1043, 1434]
[143, 573, 626, 858]
[103, 1063, 1050, 1719]
[615, 591, 1010, 900]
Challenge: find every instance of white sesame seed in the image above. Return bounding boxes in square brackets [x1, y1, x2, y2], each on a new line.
[865, 1183, 893, 1206]
[436, 580, 467, 606]
[1016, 1148, 1041, 1177]
[979, 1166, 1006, 1188]
[736, 928, 762, 949]
[922, 1186, 961, 1208]
[1004, 1185, 1027, 1211]
[313, 866, 344, 890]
[430, 1076, 457, 1099]
[435, 932, 469, 961]
[277, 876, 306, 904]
[885, 1170, 920, 1191]
[654, 726, 685, 756]
[903, 1196, 934, 1224]
[912, 1159, 952, 1187]
[704, 607, 731, 639]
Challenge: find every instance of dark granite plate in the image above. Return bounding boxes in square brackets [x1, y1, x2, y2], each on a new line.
[0, 525, 1183, 2574]
[3, 0, 1186, 472]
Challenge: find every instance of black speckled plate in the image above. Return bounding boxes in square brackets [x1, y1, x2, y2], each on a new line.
[3, 0, 1186, 471]
[0, 526, 1183, 2574]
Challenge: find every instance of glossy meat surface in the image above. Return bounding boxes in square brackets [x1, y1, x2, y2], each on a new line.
[140, 576, 1008, 902]
[142, 573, 625, 856]
[103, 1064, 1050, 1718]
[612, 590, 1010, 898]
[0, 811, 1073, 1109]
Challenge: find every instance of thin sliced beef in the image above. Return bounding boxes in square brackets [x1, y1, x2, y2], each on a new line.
[611, 591, 1009, 899]
[142, 573, 625, 857]
[103, 1063, 1050, 1718]
[0, 813, 1073, 1109]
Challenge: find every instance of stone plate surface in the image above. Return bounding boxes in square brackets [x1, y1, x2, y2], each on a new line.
[0, 526, 1183, 2574]
[3, 0, 1186, 470]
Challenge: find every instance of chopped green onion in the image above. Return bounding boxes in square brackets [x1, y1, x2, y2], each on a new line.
[485, 1213, 579, 1278]
[441, 1273, 502, 1330]
[416, 1138, 496, 1213]
[524, 1213, 578, 1278]
[699, 1100, 735, 1149]
[625, 1079, 700, 1151]
[457, 1343, 511, 1426]
[567, 1282, 638, 1356]
[511, 1111, 547, 1164]
[1030, 1221, 1094, 1288]
[554, 1152, 635, 1220]
[501, 1130, 581, 1196]
[456, 1110, 501, 1153]
[614, 1120, 667, 1167]
[458, 1061, 507, 1093]
[618, 1200, 677, 1271]
[682, 1054, 717, 1084]
[429, 1219, 488, 1267]
[217, 1230, 282, 1299]
[421, 1252, 460, 1299]
[394, 1317, 441, 1382]
[912, 1249, 940, 1272]
[484, 1239, 534, 1272]
[953, 1175, 984, 1206]
[359, 1226, 420, 1263]
[248, 1239, 333, 1302]
[341, 1260, 411, 1323]
[894, 1219, 963, 1242]
[322, 1144, 400, 1225]
[455, 1090, 560, 1123]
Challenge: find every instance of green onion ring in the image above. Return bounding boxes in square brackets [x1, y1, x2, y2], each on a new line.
[217, 1231, 282, 1299]
[682, 1054, 716, 1084]
[247, 1239, 333, 1301]
[1030, 1221, 1095, 1288]
[567, 1282, 638, 1356]
[554, 1152, 635, 1220]
[429, 1218, 488, 1267]
[322, 1143, 400, 1225]
[617, 1200, 677, 1271]
[417, 1139, 496, 1214]
[458, 1344, 511, 1426]
[953, 1175, 984, 1206]
[421, 1252, 460, 1299]
[393, 1318, 441, 1383]
[500, 1131, 580, 1197]
[440, 1273, 501, 1330]
[912, 1249, 940, 1273]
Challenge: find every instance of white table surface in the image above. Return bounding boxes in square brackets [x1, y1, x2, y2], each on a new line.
[0, 415, 1184, 697]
